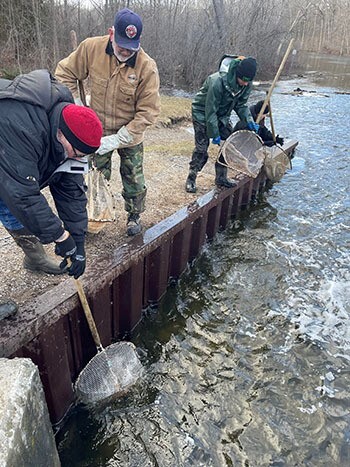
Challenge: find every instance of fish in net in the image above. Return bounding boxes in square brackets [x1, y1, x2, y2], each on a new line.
[263, 144, 292, 182]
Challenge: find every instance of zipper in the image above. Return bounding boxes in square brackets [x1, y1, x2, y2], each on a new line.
[40, 157, 68, 189]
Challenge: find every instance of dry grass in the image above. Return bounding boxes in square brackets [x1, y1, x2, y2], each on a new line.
[156, 95, 192, 127]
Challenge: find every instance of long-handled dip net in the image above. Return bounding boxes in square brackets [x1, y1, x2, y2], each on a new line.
[218, 130, 268, 178]
[73, 275, 143, 405]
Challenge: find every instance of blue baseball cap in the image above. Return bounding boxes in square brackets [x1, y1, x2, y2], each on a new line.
[114, 8, 142, 51]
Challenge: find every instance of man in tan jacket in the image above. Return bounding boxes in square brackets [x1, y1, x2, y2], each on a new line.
[56, 8, 160, 235]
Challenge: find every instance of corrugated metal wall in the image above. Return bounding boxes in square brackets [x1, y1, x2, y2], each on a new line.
[0, 141, 298, 423]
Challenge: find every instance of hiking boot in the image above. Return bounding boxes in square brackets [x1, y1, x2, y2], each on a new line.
[216, 177, 237, 189]
[215, 162, 237, 189]
[127, 214, 142, 236]
[6, 227, 65, 275]
[185, 170, 197, 193]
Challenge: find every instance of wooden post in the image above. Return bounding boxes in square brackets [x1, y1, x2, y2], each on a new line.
[69, 30, 87, 106]
[268, 99, 276, 144]
[256, 38, 294, 124]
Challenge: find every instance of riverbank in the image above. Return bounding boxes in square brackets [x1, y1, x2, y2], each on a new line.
[56, 70, 350, 467]
[0, 94, 222, 307]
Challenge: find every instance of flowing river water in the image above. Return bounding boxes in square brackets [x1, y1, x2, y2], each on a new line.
[57, 56, 350, 466]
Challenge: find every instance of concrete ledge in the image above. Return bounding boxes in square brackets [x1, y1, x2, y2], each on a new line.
[0, 358, 60, 467]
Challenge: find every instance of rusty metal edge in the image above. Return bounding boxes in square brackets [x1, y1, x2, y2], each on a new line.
[0, 140, 298, 358]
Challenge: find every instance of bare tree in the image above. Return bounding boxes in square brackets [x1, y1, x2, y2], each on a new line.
[0, 0, 349, 84]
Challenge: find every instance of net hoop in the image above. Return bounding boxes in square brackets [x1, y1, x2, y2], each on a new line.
[217, 130, 268, 178]
[75, 341, 143, 405]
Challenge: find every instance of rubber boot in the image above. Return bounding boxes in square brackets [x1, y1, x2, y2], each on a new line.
[215, 162, 237, 189]
[185, 170, 197, 193]
[6, 227, 65, 275]
[126, 213, 142, 236]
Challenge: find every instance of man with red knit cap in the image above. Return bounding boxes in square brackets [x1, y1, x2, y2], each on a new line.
[0, 69, 103, 286]
[56, 8, 160, 236]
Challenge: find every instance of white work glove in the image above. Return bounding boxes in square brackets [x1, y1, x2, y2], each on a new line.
[74, 97, 84, 106]
[96, 126, 133, 155]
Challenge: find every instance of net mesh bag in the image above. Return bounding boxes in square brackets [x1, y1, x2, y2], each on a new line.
[75, 341, 143, 405]
[219, 130, 268, 178]
[263, 145, 291, 182]
[85, 167, 116, 234]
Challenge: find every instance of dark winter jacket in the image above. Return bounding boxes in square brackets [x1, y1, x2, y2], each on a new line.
[191, 58, 254, 139]
[232, 102, 280, 146]
[0, 69, 87, 244]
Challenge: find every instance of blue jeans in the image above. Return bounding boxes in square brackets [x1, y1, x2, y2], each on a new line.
[0, 197, 23, 230]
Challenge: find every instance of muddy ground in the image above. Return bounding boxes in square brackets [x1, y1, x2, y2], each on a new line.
[0, 95, 225, 307]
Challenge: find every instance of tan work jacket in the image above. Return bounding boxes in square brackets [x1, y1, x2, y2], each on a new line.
[55, 36, 160, 145]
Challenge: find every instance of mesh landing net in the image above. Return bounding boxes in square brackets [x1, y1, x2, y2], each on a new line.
[219, 130, 268, 178]
[85, 167, 116, 234]
[75, 341, 143, 405]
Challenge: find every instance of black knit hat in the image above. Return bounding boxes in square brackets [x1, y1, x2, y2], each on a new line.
[254, 100, 269, 116]
[236, 57, 257, 82]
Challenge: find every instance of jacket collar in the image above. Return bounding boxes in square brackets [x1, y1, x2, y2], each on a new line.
[105, 40, 137, 68]
[49, 102, 69, 164]
[222, 71, 248, 98]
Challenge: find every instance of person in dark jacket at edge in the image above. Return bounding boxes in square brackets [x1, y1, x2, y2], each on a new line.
[232, 100, 284, 147]
[0, 69, 103, 318]
[186, 56, 259, 193]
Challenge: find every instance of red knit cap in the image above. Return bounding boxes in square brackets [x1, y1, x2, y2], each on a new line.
[59, 104, 103, 154]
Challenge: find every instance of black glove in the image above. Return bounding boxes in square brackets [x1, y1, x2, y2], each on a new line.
[55, 234, 77, 258]
[67, 242, 86, 279]
[55, 235, 86, 279]
[276, 135, 284, 145]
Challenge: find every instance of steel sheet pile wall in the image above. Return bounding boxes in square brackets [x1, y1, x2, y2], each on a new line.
[0, 141, 297, 424]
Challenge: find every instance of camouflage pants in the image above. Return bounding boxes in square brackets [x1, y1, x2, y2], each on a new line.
[189, 119, 232, 173]
[92, 143, 146, 214]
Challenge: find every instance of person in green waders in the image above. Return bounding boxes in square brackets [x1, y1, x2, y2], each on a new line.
[186, 56, 259, 193]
